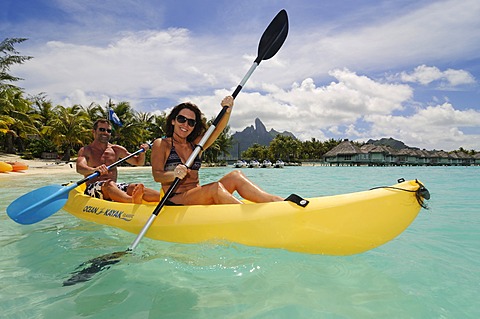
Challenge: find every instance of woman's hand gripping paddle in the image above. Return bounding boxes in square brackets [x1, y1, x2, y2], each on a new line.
[63, 9, 289, 286]
[6, 146, 149, 225]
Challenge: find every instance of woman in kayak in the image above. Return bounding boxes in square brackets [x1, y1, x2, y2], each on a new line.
[150, 96, 284, 205]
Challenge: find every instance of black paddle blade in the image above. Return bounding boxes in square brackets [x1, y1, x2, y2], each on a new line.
[62, 250, 128, 286]
[256, 9, 289, 63]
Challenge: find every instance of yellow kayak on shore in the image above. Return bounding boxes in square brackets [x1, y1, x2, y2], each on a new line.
[0, 161, 13, 173]
[63, 179, 429, 255]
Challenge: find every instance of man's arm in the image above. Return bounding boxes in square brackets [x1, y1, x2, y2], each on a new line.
[76, 146, 108, 176]
[76, 147, 95, 176]
[115, 143, 149, 166]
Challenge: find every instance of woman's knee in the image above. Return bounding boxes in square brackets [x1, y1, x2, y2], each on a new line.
[205, 181, 228, 195]
[222, 170, 246, 183]
[230, 170, 245, 178]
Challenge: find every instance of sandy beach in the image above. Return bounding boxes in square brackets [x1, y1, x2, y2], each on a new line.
[0, 153, 152, 178]
[0, 153, 77, 177]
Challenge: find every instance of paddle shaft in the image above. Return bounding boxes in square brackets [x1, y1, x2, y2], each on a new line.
[128, 11, 289, 251]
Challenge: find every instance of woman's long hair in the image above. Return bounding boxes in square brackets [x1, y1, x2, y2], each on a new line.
[165, 102, 207, 142]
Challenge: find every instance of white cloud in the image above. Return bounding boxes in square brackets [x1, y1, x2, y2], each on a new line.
[400, 65, 476, 87]
[364, 103, 480, 150]
[16, 28, 244, 107]
[278, 0, 480, 85]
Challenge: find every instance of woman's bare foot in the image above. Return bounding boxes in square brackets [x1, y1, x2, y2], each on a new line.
[132, 183, 145, 204]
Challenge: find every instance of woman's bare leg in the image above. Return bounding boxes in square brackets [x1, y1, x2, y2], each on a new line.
[173, 182, 243, 205]
[219, 170, 283, 203]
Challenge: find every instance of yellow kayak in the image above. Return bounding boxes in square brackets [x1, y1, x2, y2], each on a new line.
[0, 161, 13, 173]
[63, 179, 429, 255]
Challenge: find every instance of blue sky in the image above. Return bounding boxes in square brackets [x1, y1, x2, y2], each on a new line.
[2, 0, 480, 151]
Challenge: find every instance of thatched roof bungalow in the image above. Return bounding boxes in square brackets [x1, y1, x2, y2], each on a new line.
[323, 139, 368, 166]
[323, 140, 478, 166]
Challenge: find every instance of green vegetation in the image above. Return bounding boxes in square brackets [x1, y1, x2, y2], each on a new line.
[241, 136, 343, 162]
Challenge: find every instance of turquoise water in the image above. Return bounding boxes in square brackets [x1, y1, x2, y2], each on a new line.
[1, 166, 478, 318]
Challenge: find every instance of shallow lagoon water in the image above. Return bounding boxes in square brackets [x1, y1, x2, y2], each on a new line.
[1, 166, 478, 318]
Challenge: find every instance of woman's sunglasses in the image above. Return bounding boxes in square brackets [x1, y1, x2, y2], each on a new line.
[98, 127, 112, 133]
[176, 114, 196, 127]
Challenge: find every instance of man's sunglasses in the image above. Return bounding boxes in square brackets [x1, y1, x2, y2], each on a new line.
[176, 114, 196, 127]
[98, 127, 112, 133]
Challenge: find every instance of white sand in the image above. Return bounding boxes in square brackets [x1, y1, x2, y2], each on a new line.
[0, 153, 150, 178]
[0, 153, 75, 177]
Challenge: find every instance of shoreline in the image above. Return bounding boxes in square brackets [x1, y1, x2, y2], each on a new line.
[1, 153, 322, 178]
[0, 154, 151, 178]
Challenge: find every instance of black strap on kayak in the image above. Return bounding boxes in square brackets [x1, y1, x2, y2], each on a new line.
[284, 194, 309, 207]
[370, 178, 430, 210]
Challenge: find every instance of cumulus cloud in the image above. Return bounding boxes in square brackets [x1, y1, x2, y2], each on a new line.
[189, 70, 415, 143]
[400, 65, 476, 87]
[364, 103, 480, 150]
[277, 0, 480, 86]
[16, 28, 248, 109]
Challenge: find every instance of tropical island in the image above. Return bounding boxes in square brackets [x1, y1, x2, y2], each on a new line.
[2, 38, 479, 167]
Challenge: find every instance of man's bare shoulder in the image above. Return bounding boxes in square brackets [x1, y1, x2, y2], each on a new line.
[78, 144, 92, 156]
[109, 144, 129, 158]
[110, 144, 127, 151]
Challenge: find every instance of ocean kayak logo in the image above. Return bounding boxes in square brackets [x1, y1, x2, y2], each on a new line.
[82, 205, 134, 222]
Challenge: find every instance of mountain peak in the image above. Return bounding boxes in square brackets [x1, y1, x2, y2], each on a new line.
[254, 118, 267, 133]
[229, 118, 297, 156]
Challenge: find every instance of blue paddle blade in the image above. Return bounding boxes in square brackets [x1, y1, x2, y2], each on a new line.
[6, 185, 71, 225]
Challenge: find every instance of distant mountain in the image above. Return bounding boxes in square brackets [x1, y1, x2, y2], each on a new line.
[229, 118, 296, 157]
[366, 137, 416, 150]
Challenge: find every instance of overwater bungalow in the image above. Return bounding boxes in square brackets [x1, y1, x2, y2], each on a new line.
[323, 139, 477, 166]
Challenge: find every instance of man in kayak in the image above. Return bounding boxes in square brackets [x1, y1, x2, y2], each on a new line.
[76, 119, 160, 204]
[150, 96, 285, 205]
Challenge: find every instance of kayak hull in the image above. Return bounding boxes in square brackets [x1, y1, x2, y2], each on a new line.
[63, 179, 427, 255]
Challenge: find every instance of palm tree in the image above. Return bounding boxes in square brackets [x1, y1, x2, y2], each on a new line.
[323, 138, 342, 153]
[106, 101, 149, 151]
[0, 38, 35, 153]
[136, 111, 157, 143]
[301, 137, 326, 160]
[268, 135, 300, 161]
[148, 113, 167, 141]
[81, 102, 104, 123]
[0, 87, 38, 152]
[30, 93, 56, 127]
[0, 38, 33, 89]
[242, 143, 268, 160]
[202, 118, 233, 163]
[45, 105, 90, 161]
[213, 124, 233, 160]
